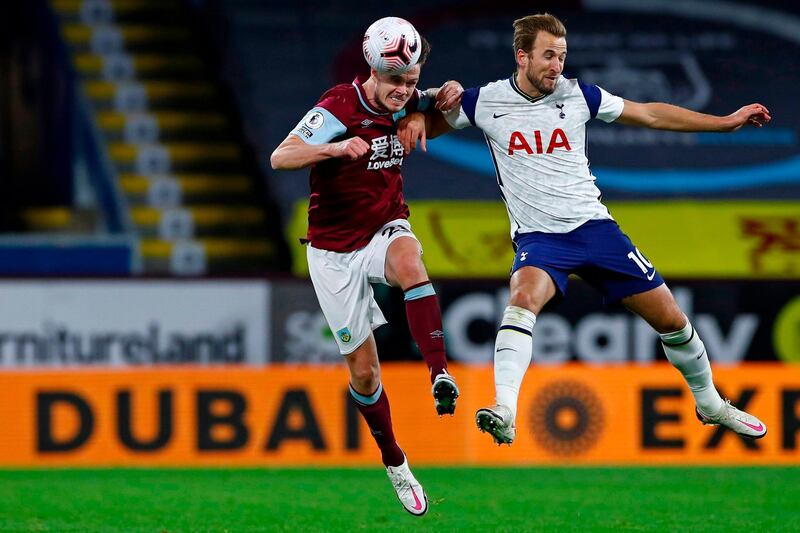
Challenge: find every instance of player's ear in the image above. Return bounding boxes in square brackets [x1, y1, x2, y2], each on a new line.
[370, 67, 379, 81]
[515, 48, 528, 68]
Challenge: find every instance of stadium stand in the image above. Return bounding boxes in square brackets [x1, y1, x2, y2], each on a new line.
[46, 0, 289, 274]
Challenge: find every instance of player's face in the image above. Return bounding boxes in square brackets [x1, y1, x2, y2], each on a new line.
[520, 31, 567, 96]
[371, 65, 421, 113]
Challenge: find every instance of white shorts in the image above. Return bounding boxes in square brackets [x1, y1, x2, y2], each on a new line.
[307, 219, 421, 355]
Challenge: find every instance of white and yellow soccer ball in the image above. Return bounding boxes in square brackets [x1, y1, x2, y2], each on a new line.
[362, 17, 422, 74]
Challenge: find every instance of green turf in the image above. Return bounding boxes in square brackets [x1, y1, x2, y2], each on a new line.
[0, 467, 797, 532]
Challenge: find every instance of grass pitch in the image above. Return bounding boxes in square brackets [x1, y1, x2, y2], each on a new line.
[0, 467, 797, 532]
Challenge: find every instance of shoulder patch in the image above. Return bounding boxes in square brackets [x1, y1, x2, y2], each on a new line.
[304, 111, 325, 129]
[577, 80, 601, 119]
[462, 87, 480, 126]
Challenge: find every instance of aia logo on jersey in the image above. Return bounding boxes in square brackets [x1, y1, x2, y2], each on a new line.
[508, 129, 572, 156]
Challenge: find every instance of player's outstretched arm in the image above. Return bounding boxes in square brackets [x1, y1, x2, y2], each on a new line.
[397, 111, 455, 155]
[433, 80, 464, 112]
[270, 134, 369, 170]
[616, 100, 771, 132]
[397, 112, 427, 155]
[397, 80, 462, 155]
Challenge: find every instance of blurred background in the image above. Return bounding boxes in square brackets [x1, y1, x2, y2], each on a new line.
[1, 0, 799, 471]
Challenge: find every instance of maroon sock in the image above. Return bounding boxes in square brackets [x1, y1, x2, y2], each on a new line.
[404, 282, 447, 382]
[350, 384, 404, 467]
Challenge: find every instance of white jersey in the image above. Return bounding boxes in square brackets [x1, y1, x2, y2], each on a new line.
[445, 75, 624, 237]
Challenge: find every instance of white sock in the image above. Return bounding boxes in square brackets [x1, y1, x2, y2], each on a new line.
[494, 305, 536, 420]
[659, 319, 724, 416]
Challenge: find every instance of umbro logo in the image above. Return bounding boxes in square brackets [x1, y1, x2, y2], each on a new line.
[493, 112, 510, 119]
[361, 119, 373, 127]
[430, 330, 444, 339]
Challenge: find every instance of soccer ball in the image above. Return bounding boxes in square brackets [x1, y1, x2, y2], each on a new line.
[362, 17, 422, 74]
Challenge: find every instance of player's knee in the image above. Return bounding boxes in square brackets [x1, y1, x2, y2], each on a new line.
[655, 310, 688, 334]
[508, 287, 538, 313]
[350, 363, 381, 392]
[392, 257, 427, 288]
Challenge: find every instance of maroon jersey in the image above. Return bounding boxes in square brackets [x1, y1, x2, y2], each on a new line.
[291, 76, 429, 252]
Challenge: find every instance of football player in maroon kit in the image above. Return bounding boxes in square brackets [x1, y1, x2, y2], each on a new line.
[270, 24, 462, 516]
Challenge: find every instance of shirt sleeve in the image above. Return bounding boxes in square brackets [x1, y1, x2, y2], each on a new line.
[391, 89, 429, 122]
[596, 86, 624, 123]
[391, 89, 435, 122]
[416, 88, 434, 112]
[404, 89, 431, 113]
[443, 86, 480, 130]
[290, 106, 347, 145]
[577, 80, 624, 123]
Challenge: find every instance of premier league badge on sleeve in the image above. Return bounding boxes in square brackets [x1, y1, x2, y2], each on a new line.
[305, 111, 324, 129]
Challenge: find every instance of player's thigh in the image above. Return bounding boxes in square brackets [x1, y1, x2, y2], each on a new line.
[307, 245, 388, 355]
[362, 219, 424, 287]
[509, 265, 557, 314]
[511, 231, 581, 303]
[621, 284, 687, 334]
[580, 220, 666, 304]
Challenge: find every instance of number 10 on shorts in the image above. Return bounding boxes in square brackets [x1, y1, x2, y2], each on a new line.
[627, 248, 653, 275]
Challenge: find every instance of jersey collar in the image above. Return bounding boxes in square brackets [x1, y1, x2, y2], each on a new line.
[509, 73, 551, 104]
[352, 76, 389, 116]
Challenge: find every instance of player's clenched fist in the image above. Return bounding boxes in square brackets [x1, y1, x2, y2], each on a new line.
[435, 80, 464, 112]
[331, 137, 370, 160]
[397, 113, 427, 155]
[728, 103, 771, 131]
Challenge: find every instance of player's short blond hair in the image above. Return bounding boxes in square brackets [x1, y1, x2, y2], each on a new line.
[512, 13, 567, 54]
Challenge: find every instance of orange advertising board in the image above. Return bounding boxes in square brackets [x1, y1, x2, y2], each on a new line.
[1, 364, 799, 466]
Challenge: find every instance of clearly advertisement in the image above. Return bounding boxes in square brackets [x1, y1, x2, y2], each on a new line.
[268, 277, 800, 365]
[438, 280, 800, 365]
[1, 364, 797, 466]
[0, 281, 270, 367]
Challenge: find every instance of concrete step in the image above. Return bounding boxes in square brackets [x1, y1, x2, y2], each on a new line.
[97, 111, 229, 141]
[85, 80, 218, 110]
[61, 23, 192, 52]
[20, 207, 98, 233]
[131, 205, 266, 237]
[119, 173, 252, 204]
[52, 0, 183, 24]
[108, 142, 241, 172]
[74, 52, 205, 80]
[140, 237, 275, 274]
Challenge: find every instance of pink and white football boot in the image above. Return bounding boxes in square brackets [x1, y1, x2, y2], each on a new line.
[386, 456, 428, 516]
[696, 399, 767, 439]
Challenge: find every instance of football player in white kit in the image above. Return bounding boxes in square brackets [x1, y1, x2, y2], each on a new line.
[399, 13, 770, 445]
